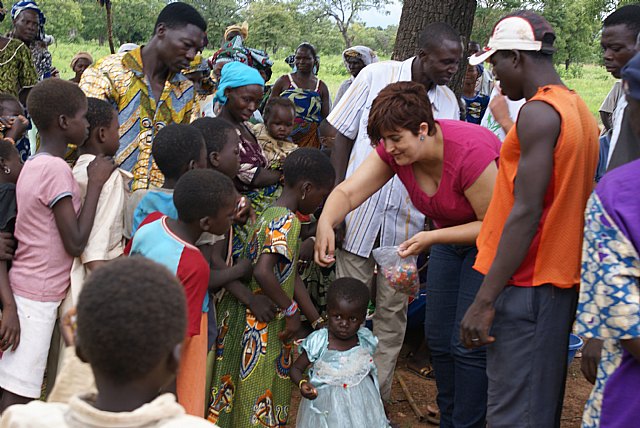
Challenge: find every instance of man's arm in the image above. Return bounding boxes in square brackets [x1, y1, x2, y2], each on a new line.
[460, 100, 560, 347]
[330, 131, 355, 185]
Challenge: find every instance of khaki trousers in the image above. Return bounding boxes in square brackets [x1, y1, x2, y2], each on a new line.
[335, 248, 408, 401]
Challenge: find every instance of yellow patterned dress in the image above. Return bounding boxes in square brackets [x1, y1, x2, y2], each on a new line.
[79, 47, 196, 191]
[208, 206, 300, 427]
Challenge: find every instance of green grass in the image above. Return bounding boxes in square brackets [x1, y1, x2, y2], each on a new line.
[50, 42, 614, 120]
[562, 64, 616, 119]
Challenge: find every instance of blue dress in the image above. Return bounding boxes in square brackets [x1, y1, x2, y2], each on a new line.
[296, 327, 390, 428]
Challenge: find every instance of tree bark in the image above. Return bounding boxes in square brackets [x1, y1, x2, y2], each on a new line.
[106, 2, 115, 54]
[393, 0, 477, 95]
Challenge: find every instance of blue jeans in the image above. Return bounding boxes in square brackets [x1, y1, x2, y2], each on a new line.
[425, 244, 487, 428]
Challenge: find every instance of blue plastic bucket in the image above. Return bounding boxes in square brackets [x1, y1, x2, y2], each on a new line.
[567, 334, 583, 365]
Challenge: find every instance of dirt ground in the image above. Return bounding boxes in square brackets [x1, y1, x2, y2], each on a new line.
[289, 353, 592, 427]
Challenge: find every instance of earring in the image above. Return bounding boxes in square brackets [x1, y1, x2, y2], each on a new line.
[3, 166, 10, 175]
[419, 135, 425, 141]
[302, 192, 306, 200]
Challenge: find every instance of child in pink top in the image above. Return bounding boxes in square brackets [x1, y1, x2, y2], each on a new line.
[0, 80, 113, 411]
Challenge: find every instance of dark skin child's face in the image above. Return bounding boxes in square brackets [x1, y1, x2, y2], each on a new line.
[463, 64, 479, 88]
[67, 102, 90, 147]
[224, 85, 264, 123]
[206, 193, 238, 235]
[601, 24, 638, 79]
[101, 113, 120, 157]
[13, 10, 39, 44]
[0, 146, 23, 184]
[266, 106, 295, 141]
[297, 182, 332, 216]
[327, 298, 366, 341]
[211, 131, 241, 178]
[0, 100, 23, 118]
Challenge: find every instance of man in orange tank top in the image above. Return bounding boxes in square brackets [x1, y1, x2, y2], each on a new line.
[461, 11, 599, 428]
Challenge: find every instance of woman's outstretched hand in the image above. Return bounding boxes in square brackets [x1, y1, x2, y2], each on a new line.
[314, 219, 336, 267]
[398, 231, 434, 258]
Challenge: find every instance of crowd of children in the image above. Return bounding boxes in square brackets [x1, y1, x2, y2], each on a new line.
[0, 64, 387, 426]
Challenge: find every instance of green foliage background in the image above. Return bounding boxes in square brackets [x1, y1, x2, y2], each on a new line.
[0, 0, 628, 117]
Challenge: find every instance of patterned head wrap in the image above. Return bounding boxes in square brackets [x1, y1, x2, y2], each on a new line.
[224, 21, 249, 42]
[214, 61, 264, 105]
[342, 45, 378, 69]
[182, 54, 210, 75]
[70, 51, 93, 71]
[11, 0, 45, 41]
[210, 35, 273, 72]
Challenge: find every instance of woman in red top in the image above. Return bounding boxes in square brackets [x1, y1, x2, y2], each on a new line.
[315, 81, 500, 427]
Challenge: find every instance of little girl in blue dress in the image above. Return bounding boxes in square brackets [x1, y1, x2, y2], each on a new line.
[291, 278, 390, 428]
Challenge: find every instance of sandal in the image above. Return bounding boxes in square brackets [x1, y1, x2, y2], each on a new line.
[407, 364, 435, 380]
[425, 404, 440, 426]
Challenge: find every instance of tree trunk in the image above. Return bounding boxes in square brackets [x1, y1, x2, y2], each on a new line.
[393, 0, 477, 95]
[106, 2, 115, 54]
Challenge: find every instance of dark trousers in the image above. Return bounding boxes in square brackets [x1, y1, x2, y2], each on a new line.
[487, 284, 577, 428]
[425, 244, 488, 428]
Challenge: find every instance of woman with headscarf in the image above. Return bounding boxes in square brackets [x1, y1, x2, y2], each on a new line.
[210, 22, 273, 84]
[214, 62, 282, 256]
[334, 45, 378, 105]
[8, 1, 55, 80]
[0, 1, 37, 98]
[68, 51, 93, 84]
[270, 43, 331, 149]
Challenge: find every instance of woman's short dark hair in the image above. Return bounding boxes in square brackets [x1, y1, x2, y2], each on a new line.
[367, 81, 436, 147]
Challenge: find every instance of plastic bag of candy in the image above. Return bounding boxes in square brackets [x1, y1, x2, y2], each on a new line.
[372, 246, 419, 296]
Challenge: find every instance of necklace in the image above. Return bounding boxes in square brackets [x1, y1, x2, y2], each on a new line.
[0, 39, 24, 67]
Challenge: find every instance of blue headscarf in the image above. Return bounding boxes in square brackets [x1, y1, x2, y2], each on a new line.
[214, 61, 264, 105]
[11, 0, 45, 41]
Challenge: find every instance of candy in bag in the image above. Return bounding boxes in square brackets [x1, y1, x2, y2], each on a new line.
[372, 246, 419, 296]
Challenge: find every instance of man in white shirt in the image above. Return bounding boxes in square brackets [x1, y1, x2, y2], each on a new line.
[327, 22, 461, 405]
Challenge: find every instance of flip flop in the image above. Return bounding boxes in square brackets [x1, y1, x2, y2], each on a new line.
[425, 404, 440, 426]
[407, 364, 435, 380]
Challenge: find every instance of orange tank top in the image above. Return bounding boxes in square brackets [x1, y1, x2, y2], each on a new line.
[474, 85, 599, 288]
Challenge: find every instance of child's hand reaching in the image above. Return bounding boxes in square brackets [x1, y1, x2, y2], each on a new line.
[1, 115, 29, 141]
[279, 311, 301, 344]
[234, 196, 255, 225]
[248, 294, 276, 323]
[299, 380, 318, 400]
[298, 237, 315, 273]
[60, 307, 77, 347]
[87, 155, 116, 187]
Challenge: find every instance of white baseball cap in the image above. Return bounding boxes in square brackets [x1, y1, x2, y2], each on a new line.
[469, 15, 554, 66]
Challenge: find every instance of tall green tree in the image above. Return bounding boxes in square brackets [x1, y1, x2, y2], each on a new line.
[182, 0, 245, 47]
[306, 0, 391, 48]
[37, 0, 84, 41]
[243, 0, 299, 53]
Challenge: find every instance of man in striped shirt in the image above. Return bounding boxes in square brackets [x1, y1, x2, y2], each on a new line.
[326, 22, 461, 405]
